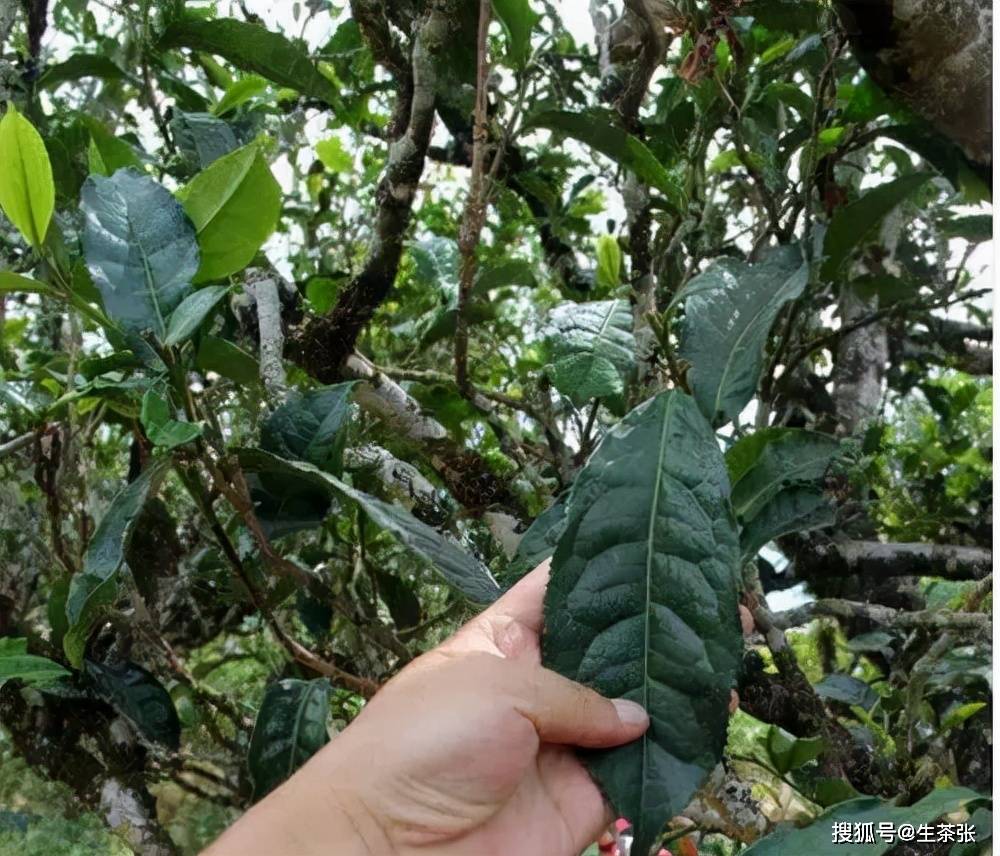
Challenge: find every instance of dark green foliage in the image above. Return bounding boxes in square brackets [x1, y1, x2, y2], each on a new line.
[248, 678, 331, 799]
[676, 246, 808, 426]
[85, 659, 181, 749]
[260, 383, 356, 473]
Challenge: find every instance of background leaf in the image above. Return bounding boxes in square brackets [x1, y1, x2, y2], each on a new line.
[0, 107, 55, 247]
[176, 143, 282, 282]
[80, 170, 199, 337]
[140, 389, 202, 449]
[729, 429, 842, 520]
[821, 173, 931, 280]
[544, 299, 635, 404]
[164, 285, 230, 346]
[260, 383, 356, 473]
[739, 487, 836, 559]
[238, 450, 502, 604]
[64, 462, 168, 667]
[742, 787, 984, 855]
[160, 17, 339, 106]
[525, 110, 685, 208]
[677, 245, 808, 426]
[85, 659, 181, 749]
[492, 0, 539, 69]
[248, 678, 331, 799]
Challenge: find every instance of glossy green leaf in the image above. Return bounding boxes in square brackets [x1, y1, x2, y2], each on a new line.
[525, 110, 684, 208]
[742, 787, 984, 855]
[375, 570, 423, 630]
[64, 462, 168, 667]
[941, 701, 987, 732]
[85, 659, 181, 749]
[260, 383, 356, 473]
[492, 0, 539, 69]
[0, 639, 71, 688]
[542, 391, 742, 856]
[739, 487, 835, 559]
[140, 389, 202, 449]
[727, 709, 824, 776]
[729, 429, 842, 520]
[163, 285, 230, 346]
[544, 299, 635, 402]
[176, 144, 281, 282]
[237, 450, 501, 604]
[677, 245, 808, 426]
[80, 170, 199, 337]
[0, 271, 59, 298]
[160, 17, 338, 106]
[248, 678, 331, 799]
[213, 74, 269, 116]
[0, 106, 55, 247]
[821, 173, 931, 280]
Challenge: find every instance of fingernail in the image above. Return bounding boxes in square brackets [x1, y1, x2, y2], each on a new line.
[612, 698, 648, 727]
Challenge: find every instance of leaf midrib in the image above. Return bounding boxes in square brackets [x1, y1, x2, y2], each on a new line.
[640, 393, 675, 826]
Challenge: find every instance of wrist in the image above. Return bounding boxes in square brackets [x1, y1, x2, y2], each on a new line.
[329, 786, 401, 856]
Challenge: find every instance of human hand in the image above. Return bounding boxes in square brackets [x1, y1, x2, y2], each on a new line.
[206, 560, 649, 856]
[324, 558, 649, 855]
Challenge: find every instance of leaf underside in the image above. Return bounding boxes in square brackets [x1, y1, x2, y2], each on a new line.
[542, 390, 742, 856]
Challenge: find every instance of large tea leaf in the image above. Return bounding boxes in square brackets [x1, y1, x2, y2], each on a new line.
[237, 450, 501, 604]
[80, 170, 199, 338]
[0, 106, 55, 247]
[248, 678, 331, 798]
[176, 143, 282, 282]
[85, 659, 181, 749]
[160, 17, 338, 106]
[260, 383, 356, 473]
[64, 462, 168, 667]
[742, 787, 985, 856]
[542, 390, 742, 856]
[677, 245, 807, 426]
[544, 299, 635, 403]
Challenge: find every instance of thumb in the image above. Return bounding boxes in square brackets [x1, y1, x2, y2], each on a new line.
[519, 667, 649, 747]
